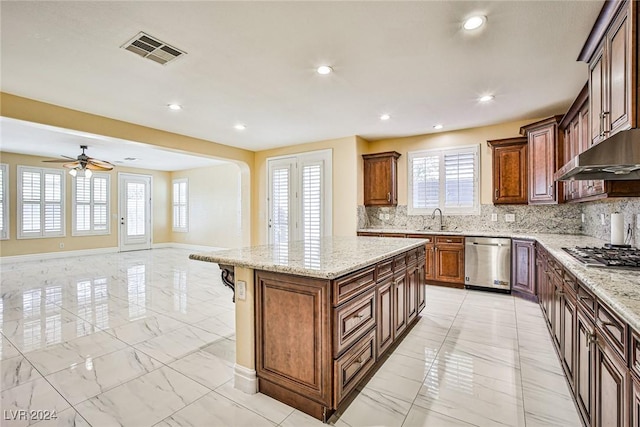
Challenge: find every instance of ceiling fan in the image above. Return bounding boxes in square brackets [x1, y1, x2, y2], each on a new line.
[43, 145, 114, 177]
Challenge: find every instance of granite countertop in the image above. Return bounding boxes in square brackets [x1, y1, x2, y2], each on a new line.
[359, 228, 640, 332]
[189, 236, 427, 280]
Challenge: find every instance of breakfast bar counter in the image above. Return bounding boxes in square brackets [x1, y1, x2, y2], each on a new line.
[190, 236, 428, 421]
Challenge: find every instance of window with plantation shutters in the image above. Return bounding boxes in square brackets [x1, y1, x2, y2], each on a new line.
[172, 179, 188, 232]
[18, 166, 65, 238]
[73, 174, 110, 236]
[267, 150, 332, 245]
[408, 145, 480, 215]
[0, 164, 8, 240]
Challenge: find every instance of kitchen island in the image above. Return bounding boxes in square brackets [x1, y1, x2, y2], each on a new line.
[190, 236, 427, 421]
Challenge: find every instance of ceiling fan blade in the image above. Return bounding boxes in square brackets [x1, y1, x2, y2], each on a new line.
[87, 158, 114, 170]
[42, 157, 76, 163]
[62, 162, 81, 169]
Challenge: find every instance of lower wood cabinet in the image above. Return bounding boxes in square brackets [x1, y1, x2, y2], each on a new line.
[512, 239, 536, 299]
[561, 292, 577, 392]
[594, 329, 628, 427]
[255, 246, 425, 421]
[576, 306, 595, 426]
[632, 376, 640, 427]
[434, 236, 465, 284]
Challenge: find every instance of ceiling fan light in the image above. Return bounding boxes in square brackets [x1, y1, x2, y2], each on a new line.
[85, 169, 92, 179]
[69, 168, 77, 177]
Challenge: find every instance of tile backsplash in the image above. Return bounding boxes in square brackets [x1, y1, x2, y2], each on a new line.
[358, 198, 640, 246]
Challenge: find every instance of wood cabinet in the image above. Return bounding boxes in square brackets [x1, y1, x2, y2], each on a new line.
[520, 116, 564, 205]
[511, 239, 536, 299]
[255, 246, 425, 421]
[632, 376, 640, 427]
[560, 82, 640, 202]
[583, 1, 634, 146]
[576, 305, 595, 426]
[363, 151, 400, 206]
[594, 328, 629, 427]
[434, 236, 465, 285]
[487, 137, 528, 204]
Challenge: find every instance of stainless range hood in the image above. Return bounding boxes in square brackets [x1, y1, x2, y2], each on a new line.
[555, 129, 640, 181]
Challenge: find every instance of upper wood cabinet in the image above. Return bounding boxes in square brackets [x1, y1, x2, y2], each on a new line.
[580, 0, 635, 146]
[520, 116, 564, 205]
[363, 151, 400, 206]
[487, 137, 528, 204]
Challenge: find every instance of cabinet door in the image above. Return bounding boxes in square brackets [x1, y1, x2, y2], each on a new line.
[575, 307, 594, 427]
[594, 332, 628, 427]
[632, 376, 640, 427]
[363, 153, 399, 206]
[536, 254, 550, 326]
[376, 277, 394, 357]
[561, 293, 577, 391]
[407, 264, 418, 325]
[417, 259, 426, 313]
[590, 44, 606, 146]
[512, 240, 536, 296]
[435, 246, 464, 283]
[551, 273, 563, 350]
[425, 243, 435, 281]
[393, 272, 407, 337]
[528, 125, 557, 204]
[493, 144, 528, 204]
[607, 6, 632, 135]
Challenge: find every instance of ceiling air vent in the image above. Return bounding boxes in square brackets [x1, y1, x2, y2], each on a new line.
[121, 32, 186, 65]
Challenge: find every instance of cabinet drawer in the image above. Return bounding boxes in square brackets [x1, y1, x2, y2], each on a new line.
[435, 236, 464, 245]
[376, 259, 393, 281]
[333, 266, 376, 306]
[334, 329, 376, 405]
[596, 301, 627, 362]
[393, 254, 407, 272]
[333, 289, 376, 357]
[562, 269, 578, 297]
[407, 248, 418, 267]
[417, 245, 426, 262]
[632, 330, 640, 379]
[576, 282, 596, 318]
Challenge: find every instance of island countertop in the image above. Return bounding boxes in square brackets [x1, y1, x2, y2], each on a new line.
[189, 236, 427, 279]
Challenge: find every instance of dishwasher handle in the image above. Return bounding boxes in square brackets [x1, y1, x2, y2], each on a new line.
[470, 242, 506, 247]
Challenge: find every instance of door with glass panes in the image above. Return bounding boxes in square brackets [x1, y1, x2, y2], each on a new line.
[119, 173, 152, 251]
[267, 150, 332, 246]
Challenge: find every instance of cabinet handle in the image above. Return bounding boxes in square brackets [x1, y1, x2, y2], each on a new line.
[494, 188, 498, 199]
[446, 239, 452, 243]
[578, 295, 592, 301]
[555, 290, 564, 297]
[587, 333, 598, 345]
[387, 192, 391, 202]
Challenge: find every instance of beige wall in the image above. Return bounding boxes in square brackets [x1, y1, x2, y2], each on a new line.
[0, 151, 171, 256]
[366, 118, 542, 206]
[171, 163, 244, 249]
[252, 136, 359, 245]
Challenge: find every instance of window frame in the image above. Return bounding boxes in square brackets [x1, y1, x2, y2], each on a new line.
[407, 144, 480, 216]
[72, 172, 111, 236]
[17, 165, 66, 239]
[172, 178, 189, 232]
[0, 163, 9, 240]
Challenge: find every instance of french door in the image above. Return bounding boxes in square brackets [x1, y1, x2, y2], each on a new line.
[119, 173, 152, 251]
[267, 150, 332, 245]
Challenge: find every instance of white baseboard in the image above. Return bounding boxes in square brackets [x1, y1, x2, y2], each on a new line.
[153, 243, 226, 252]
[0, 247, 119, 265]
[233, 364, 258, 394]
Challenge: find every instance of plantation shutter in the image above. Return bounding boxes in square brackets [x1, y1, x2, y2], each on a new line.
[444, 150, 476, 209]
[411, 154, 439, 209]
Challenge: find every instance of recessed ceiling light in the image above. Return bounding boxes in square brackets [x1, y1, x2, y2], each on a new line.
[433, 124, 444, 130]
[380, 114, 391, 121]
[463, 15, 487, 31]
[167, 103, 182, 111]
[234, 124, 247, 131]
[479, 94, 495, 102]
[316, 65, 333, 75]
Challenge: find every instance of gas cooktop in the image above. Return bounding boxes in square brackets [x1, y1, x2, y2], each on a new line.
[562, 246, 640, 269]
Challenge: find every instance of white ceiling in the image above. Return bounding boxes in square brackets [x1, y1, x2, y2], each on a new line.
[1, 1, 603, 168]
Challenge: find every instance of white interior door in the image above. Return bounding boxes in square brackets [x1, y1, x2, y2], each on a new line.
[119, 173, 152, 251]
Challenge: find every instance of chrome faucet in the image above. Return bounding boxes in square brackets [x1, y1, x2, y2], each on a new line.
[431, 208, 444, 231]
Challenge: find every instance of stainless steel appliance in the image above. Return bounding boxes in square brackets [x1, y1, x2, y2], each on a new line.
[555, 128, 640, 181]
[562, 246, 640, 269]
[464, 237, 511, 291]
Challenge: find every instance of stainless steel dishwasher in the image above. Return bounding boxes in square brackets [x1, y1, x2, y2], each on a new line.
[464, 236, 511, 291]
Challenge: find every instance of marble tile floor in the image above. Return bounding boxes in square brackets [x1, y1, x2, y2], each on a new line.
[0, 248, 582, 427]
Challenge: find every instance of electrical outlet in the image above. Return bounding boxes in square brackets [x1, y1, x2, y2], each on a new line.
[378, 213, 384, 220]
[237, 280, 247, 301]
[384, 213, 390, 220]
[581, 213, 585, 223]
[491, 213, 498, 222]
[505, 214, 515, 223]
[600, 214, 605, 225]
[59, 243, 64, 249]
[637, 214, 640, 229]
